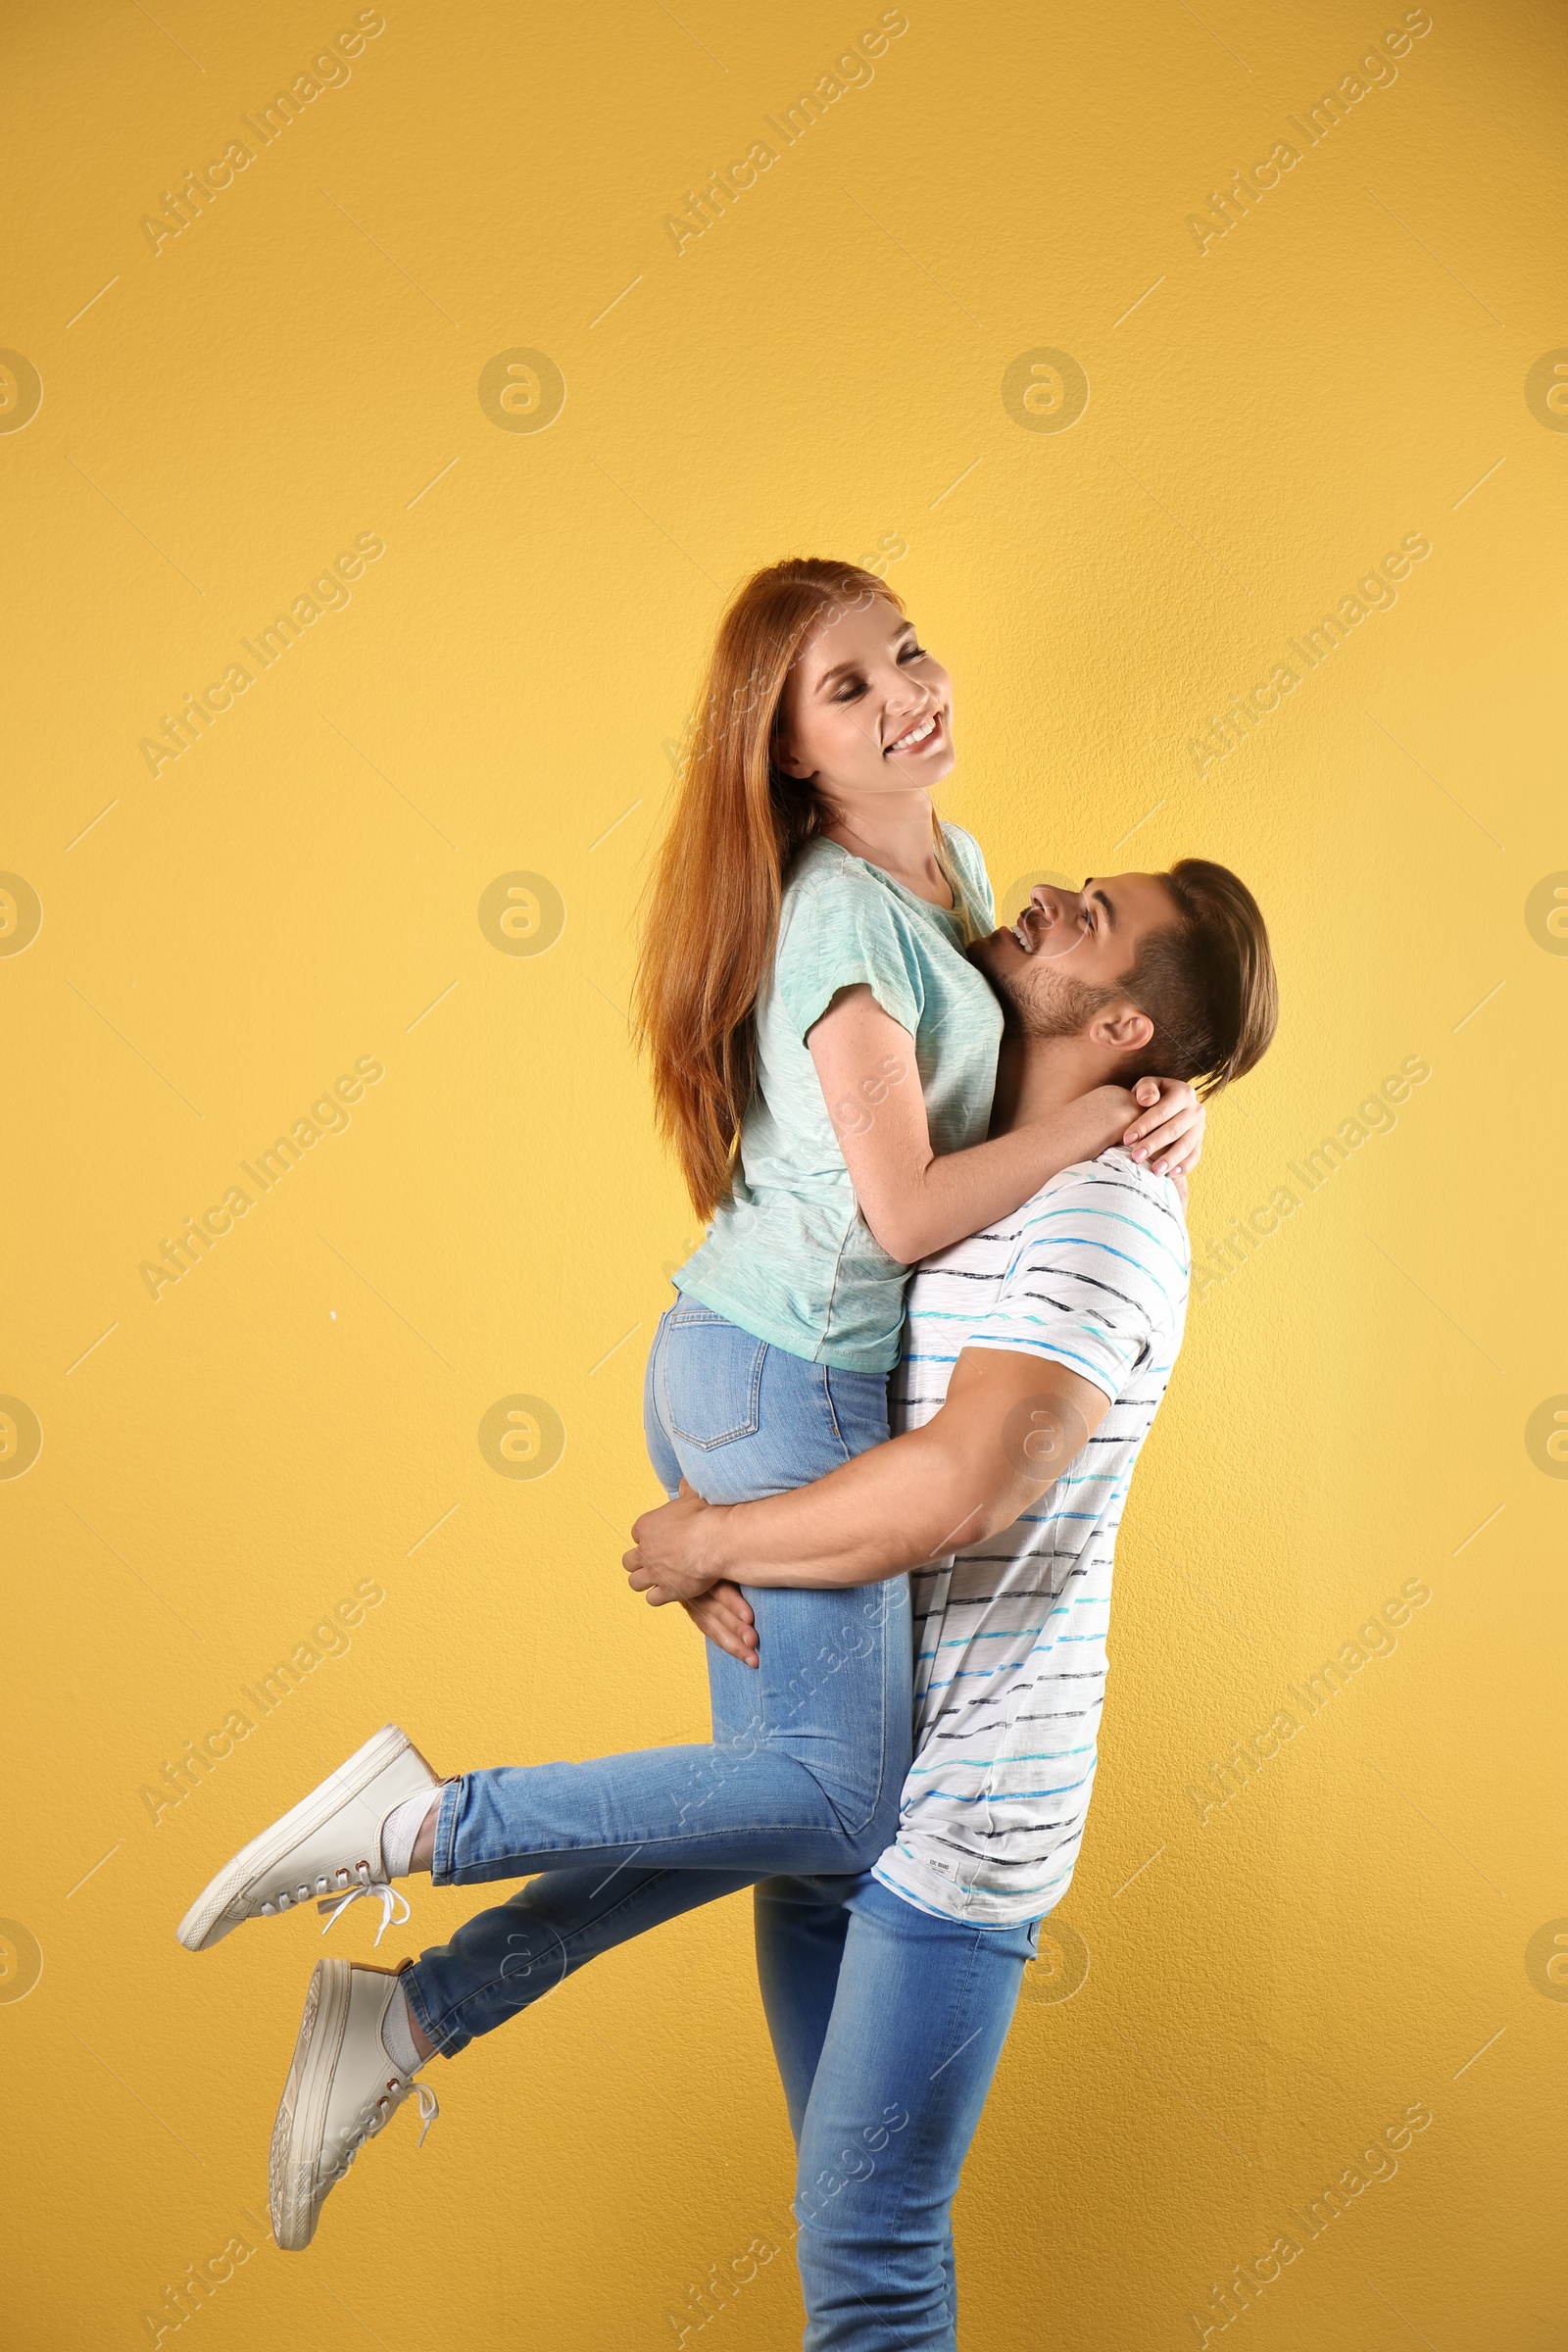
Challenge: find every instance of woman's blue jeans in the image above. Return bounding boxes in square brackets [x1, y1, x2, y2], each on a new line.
[404, 1298, 911, 2056]
[401, 1300, 1034, 2348]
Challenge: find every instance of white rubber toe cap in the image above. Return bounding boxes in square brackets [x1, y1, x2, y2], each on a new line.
[176, 1725, 441, 1953]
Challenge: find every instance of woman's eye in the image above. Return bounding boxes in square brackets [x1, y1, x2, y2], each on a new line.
[899, 642, 927, 662]
[834, 679, 867, 701]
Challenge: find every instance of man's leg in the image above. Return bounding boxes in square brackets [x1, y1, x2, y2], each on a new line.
[791, 1877, 1039, 2352]
[753, 1876, 957, 2328]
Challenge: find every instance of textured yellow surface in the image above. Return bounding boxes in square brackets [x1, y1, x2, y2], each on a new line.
[3, 1, 1565, 2345]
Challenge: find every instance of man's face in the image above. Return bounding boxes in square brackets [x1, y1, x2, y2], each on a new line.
[970, 871, 1177, 1036]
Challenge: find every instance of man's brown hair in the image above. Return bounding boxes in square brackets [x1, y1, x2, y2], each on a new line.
[1115, 858, 1279, 1096]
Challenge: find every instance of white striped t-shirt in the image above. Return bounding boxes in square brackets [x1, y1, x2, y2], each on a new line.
[872, 1147, 1189, 1927]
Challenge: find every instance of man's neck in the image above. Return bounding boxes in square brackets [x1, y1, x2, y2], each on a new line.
[990, 1028, 1113, 1138]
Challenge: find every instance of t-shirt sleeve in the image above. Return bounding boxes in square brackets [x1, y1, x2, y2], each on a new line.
[773, 870, 925, 1043]
[962, 1164, 1188, 1403]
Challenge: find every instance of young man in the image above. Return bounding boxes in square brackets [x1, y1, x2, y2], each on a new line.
[620, 858, 1278, 2348]
[174, 861, 1275, 2333]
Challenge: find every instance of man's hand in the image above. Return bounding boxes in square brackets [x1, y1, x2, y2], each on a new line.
[624, 1480, 731, 1605]
[625, 1485, 760, 1666]
[680, 1584, 759, 1668]
[624, 1349, 1112, 1597]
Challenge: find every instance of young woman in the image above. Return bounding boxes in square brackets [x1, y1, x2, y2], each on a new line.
[175, 559, 1205, 2251]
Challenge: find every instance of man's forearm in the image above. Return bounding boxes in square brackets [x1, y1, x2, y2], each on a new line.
[704, 1423, 1019, 1589]
[625, 1349, 1110, 1609]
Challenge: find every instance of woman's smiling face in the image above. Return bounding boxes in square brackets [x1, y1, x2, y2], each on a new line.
[772, 596, 956, 801]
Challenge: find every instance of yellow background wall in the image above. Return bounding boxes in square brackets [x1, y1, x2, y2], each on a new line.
[4, 0, 1565, 2343]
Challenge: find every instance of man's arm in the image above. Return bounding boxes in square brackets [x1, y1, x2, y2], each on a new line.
[623, 1347, 1110, 1601]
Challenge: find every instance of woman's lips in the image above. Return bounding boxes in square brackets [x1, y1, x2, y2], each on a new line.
[884, 709, 945, 757]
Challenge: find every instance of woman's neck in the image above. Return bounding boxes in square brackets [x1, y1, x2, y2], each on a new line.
[818, 789, 953, 908]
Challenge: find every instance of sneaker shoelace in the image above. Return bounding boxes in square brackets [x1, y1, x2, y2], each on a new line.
[331, 2074, 440, 2182]
[317, 1877, 412, 1946]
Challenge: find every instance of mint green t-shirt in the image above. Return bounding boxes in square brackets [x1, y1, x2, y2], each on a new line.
[675, 825, 1004, 1374]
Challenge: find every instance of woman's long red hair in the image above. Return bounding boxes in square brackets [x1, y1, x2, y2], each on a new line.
[632, 559, 904, 1219]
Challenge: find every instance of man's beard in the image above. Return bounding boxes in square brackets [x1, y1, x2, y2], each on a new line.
[1022, 973, 1118, 1039]
[1003, 959, 1119, 1041]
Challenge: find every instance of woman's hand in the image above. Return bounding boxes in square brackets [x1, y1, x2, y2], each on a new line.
[680, 1584, 759, 1668]
[1121, 1076, 1205, 1178]
[624, 1480, 731, 1605]
[806, 984, 1160, 1265]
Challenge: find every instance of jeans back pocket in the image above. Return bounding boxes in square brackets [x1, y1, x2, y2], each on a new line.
[662, 1307, 768, 1449]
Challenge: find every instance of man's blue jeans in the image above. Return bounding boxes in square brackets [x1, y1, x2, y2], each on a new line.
[404, 1298, 911, 2053]
[411, 1858, 1036, 2350]
[760, 1873, 1039, 2351]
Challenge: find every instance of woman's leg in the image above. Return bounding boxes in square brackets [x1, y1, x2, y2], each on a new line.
[401, 1301, 911, 2050]
[790, 1878, 1039, 2352]
[427, 1303, 906, 1886]
[405, 1864, 760, 2056]
[245, 1303, 913, 2250]
[424, 1574, 906, 1886]
[753, 1874, 857, 2139]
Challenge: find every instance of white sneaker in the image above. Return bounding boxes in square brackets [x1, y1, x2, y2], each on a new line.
[270, 1957, 438, 2251]
[176, 1725, 442, 1953]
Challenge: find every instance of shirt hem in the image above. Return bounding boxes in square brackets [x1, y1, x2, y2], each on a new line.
[673, 1272, 900, 1377]
[871, 1846, 1064, 1929]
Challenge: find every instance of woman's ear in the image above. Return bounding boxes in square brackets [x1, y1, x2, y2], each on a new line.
[771, 725, 811, 781]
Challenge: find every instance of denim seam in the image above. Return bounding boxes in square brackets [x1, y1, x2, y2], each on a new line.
[812, 1368, 901, 1840]
[649, 1312, 678, 1486]
[832, 1574, 906, 1840]
[443, 1814, 883, 1878]
[900, 1980, 967, 2350]
[740, 1584, 900, 1850]
[875, 1923, 986, 2237]
[400, 1963, 447, 2055]
[819, 1363, 854, 1459]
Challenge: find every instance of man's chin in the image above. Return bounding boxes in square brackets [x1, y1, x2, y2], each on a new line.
[968, 926, 1018, 976]
[969, 927, 1029, 1015]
